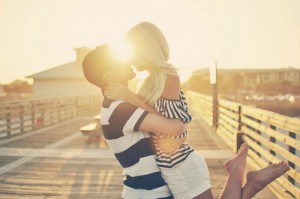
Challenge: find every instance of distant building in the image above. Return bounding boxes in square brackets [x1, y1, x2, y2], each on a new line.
[27, 47, 101, 99]
[192, 67, 300, 89]
[0, 85, 6, 97]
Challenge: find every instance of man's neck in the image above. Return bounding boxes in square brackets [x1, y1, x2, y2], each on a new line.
[101, 82, 128, 102]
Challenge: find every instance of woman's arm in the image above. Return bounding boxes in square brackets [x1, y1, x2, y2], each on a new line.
[104, 83, 158, 114]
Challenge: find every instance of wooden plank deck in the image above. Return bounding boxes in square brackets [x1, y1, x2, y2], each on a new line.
[0, 113, 277, 198]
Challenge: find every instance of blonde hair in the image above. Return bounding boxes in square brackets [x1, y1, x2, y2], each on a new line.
[126, 22, 177, 106]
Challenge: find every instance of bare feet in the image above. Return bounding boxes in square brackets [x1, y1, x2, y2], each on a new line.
[224, 143, 249, 183]
[246, 161, 290, 192]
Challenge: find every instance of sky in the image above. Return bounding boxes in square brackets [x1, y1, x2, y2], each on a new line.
[0, 0, 300, 84]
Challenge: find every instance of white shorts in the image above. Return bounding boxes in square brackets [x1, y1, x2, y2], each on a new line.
[160, 151, 212, 199]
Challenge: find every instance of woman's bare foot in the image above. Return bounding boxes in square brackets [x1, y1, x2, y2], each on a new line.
[224, 143, 249, 183]
[245, 161, 290, 192]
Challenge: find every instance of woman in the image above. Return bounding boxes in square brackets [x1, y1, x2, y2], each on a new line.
[104, 22, 290, 199]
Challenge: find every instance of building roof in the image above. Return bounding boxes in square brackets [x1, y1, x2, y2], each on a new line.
[27, 61, 83, 79]
[27, 47, 90, 79]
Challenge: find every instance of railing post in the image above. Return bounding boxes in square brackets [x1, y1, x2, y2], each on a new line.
[31, 101, 35, 131]
[20, 104, 24, 133]
[235, 105, 243, 153]
[288, 131, 296, 185]
[212, 83, 218, 130]
[40, 101, 45, 127]
[256, 118, 262, 158]
[6, 105, 11, 137]
[269, 125, 276, 162]
[211, 60, 218, 130]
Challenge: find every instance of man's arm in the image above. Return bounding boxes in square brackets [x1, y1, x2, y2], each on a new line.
[138, 113, 186, 136]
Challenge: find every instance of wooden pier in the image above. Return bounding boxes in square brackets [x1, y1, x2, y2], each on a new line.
[0, 92, 298, 198]
[0, 117, 277, 198]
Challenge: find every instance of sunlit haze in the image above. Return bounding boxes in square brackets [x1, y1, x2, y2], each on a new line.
[108, 39, 134, 62]
[1, 0, 300, 84]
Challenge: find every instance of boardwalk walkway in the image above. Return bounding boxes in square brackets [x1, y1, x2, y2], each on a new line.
[0, 111, 276, 198]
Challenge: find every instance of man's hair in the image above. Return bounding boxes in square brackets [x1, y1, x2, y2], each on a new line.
[82, 44, 112, 88]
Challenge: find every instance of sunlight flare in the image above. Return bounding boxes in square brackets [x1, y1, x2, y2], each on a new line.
[108, 39, 134, 62]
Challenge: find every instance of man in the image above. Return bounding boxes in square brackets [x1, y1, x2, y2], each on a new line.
[82, 44, 186, 198]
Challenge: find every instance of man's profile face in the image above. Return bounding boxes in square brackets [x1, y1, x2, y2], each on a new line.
[109, 62, 136, 83]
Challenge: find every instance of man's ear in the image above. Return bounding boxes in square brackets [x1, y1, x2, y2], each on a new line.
[103, 71, 114, 83]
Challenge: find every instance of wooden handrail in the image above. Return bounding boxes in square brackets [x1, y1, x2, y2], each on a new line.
[186, 90, 300, 199]
[0, 95, 102, 139]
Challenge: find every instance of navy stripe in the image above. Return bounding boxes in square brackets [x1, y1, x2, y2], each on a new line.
[157, 149, 193, 164]
[133, 111, 149, 132]
[102, 102, 137, 140]
[157, 152, 193, 168]
[101, 97, 114, 108]
[115, 138, 155, 168]
[124, 171, 167, 190]
[158, 196, 174, 199]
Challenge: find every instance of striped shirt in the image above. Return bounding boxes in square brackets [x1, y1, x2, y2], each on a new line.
[100, 98, 172, 198]
[153, 90, 194, 168]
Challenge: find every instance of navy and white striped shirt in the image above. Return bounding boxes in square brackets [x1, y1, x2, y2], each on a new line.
[100, 98, 172, 198]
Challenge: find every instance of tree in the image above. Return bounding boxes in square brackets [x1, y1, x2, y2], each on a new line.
[2, 79, 32, 94]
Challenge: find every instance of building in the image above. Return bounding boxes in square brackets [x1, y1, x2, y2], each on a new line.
[27, 47, 101, 99]
[0, 85, 6, 98]
[192, 67, 300, 89]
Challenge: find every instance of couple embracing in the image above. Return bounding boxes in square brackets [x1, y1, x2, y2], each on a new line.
[82, 22, 289, 199]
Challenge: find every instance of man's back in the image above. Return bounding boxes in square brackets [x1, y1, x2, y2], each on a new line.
[100, 98, 172, 198]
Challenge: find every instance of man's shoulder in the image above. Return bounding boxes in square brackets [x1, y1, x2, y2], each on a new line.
[101, 99, 147, 124]
[104, 100, 140, 113]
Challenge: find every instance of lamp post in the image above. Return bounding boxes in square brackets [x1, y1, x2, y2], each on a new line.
[210, 60, 218, 129]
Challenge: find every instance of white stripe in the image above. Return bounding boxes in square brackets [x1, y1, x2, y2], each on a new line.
[105, 132, 150, 153]
[124, 155, 160, 177]
[100, 100, 124, 125]
[123, 108, 146, 135]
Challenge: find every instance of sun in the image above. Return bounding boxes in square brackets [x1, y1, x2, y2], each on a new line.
[108, 39, 134, 62]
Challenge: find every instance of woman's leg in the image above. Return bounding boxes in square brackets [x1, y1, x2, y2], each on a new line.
[192, 144, 249, 199]
[241, 161, 290, 199]
[219, 143, 249, 199]
[192, 143, 290, 199]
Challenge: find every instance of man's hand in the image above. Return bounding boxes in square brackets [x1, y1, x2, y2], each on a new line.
[139, 113, 187, 137]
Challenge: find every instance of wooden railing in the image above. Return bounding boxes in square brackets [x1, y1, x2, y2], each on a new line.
[0, 96, 102, 139]
[187, 91, 300, 199]
[187, 92, 213, 126]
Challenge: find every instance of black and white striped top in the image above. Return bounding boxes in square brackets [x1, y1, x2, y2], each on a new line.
[100, 98, 172, 198]
[152, 90, 194, 168]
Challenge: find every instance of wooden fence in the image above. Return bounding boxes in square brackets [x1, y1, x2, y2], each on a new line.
[0, 96, 102, 139]
[187, 91, 300, 199]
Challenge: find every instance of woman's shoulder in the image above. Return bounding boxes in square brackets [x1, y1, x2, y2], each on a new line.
[161, 74, 181, 100]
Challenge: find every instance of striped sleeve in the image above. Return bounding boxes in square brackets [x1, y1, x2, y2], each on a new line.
[102, 102, 149, 140]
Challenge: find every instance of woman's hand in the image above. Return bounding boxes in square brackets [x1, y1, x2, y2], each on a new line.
[104, 83, 159, 115]
[104, 83, 134, 102]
